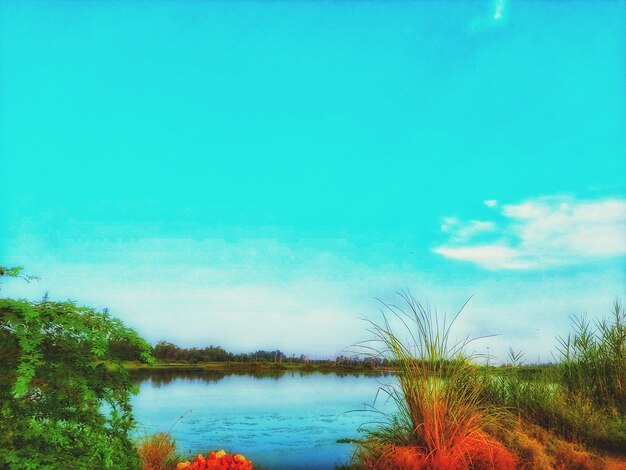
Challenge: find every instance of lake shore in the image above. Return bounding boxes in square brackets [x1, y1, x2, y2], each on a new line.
[122, 360, 394, 373]
[121, 360, 559, 378]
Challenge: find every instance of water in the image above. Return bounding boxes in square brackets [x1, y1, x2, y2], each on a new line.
[130, 369, 397, 470]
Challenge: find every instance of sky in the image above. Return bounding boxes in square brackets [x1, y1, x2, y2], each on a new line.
[1, 0, 625, 363]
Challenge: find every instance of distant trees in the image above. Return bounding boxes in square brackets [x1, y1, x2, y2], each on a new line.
[335, 355, 387, 368]
[151, 342, 288, 364]
[150, 341, 390, 367]
[153, 341, 234, 363]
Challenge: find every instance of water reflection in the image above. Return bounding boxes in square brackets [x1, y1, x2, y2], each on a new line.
[129, 368, 394, 388]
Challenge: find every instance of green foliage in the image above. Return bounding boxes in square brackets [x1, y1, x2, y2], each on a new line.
[0, 266, 39, 291]
[485, 371, 626, 450]
[153, 341, 237, 363]
[557, 299, 626, 414]
[484, 300, 626, 452]
[0, 267, 154, 469]
[152, 341, 295, 365]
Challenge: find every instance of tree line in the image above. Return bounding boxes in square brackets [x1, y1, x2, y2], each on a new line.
[150, 341, 388, 367]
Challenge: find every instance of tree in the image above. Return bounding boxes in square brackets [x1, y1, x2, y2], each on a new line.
[0, 265, 39, 291]
[0, 266, 154, 469]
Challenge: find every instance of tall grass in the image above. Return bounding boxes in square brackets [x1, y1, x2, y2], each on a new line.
[557, 300, 625, 414]
[137, 432, 179, 470]
[484, 300, 626, 452]
[356, 292, 516, 469]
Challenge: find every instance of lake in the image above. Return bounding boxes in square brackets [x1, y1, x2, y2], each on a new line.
[130, 369, 396, 470]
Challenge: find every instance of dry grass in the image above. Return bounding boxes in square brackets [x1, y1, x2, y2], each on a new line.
[137, 432, 179, 470]
[360, 428, 518, 469]
[502, 422, 608, 470]
[507, 426, 552, 470]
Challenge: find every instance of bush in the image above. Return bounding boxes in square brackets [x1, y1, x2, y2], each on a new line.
[0, 267, 154, 469]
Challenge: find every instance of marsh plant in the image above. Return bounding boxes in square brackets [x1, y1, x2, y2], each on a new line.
[355, 292, 516, 469]
[557, 300, 626, 414]
[483, 301, 626, 451]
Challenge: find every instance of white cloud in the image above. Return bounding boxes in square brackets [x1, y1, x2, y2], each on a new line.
[469, 0, 508, 33]
[440, 218, 497, 242]
[493, 0, 505, 21]
[441, 217, 460, 232]
[434, 196, 626, 270]
[484, 199, 498, 208]
[434, 245, 533, 270]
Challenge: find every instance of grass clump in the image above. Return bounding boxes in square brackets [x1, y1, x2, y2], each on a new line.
[137, 432, 179, 470]
[355, 292, 516, 469]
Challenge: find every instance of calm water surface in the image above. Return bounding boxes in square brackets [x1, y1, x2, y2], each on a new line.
[130, 369, 396, 470]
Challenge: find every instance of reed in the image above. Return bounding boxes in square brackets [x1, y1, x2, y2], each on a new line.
[484, 300, 626, 451]
[355, 292, 515, 469]
[557, 300, 626, 414]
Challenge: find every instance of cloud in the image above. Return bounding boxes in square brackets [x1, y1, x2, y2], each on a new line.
[434, 196, 626, 270]
[434, 245, 531, 270]
[469, 0, 508, 33]
[493, 0, 505, 21]
[441, 218, 497, 243]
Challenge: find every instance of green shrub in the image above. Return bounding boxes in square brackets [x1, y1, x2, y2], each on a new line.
[0, 267, 154, 469]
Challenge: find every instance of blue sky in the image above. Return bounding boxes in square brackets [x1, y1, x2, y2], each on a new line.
[1, 0, 624, 362]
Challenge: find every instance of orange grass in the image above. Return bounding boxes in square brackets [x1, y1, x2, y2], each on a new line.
[138, 432, 178, 470]
[356, 292, 515, 469]
[364, 430, 517, 470]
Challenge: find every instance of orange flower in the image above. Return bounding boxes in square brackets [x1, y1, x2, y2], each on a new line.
[179, 449, 253, 470]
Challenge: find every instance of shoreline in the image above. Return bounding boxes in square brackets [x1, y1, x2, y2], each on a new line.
[121, 361, 558, 376]
[121, 360, 396, 373]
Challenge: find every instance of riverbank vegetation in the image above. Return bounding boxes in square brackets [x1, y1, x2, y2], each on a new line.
[123, 358, 387, 374]
[2, 266, 624, 468]
[351, 293, 626, 469]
